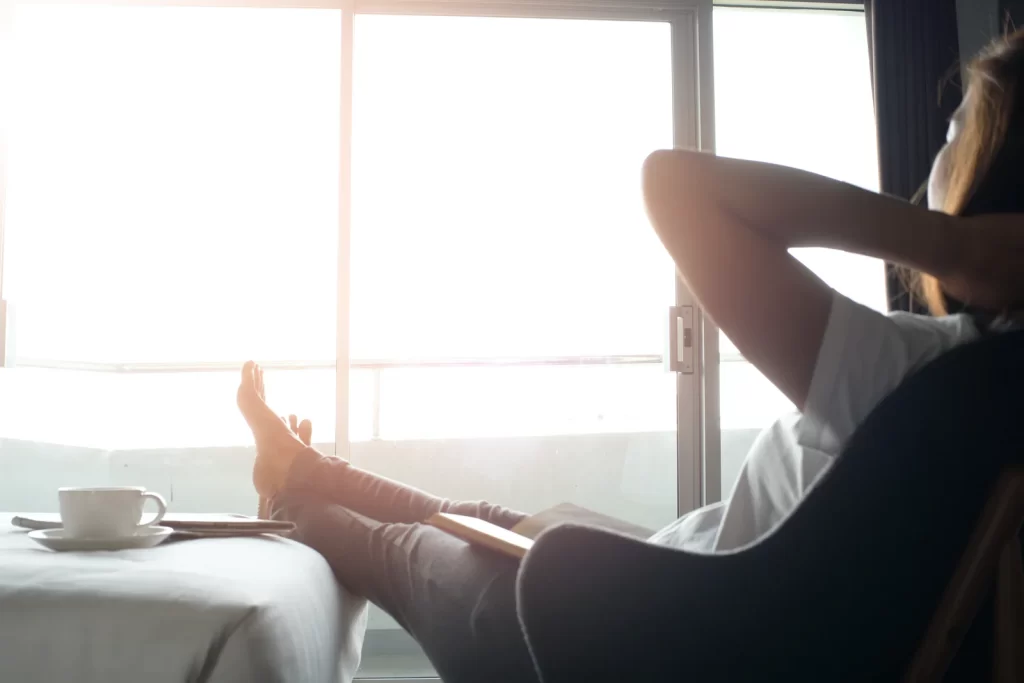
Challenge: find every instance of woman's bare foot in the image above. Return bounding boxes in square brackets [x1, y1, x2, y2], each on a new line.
[257, 411, 315, 519]
[287, 413, 314, 447]
[237, 361, 311, 499]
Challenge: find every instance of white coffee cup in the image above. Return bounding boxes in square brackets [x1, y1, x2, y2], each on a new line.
[58, 487, 168, 539]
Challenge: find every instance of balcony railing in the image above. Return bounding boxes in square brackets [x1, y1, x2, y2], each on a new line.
[13, 350, 745, 374]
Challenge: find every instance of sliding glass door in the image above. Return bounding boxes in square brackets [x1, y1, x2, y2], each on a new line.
[350, 12, 677, 530]
[0, 0, 710, 679]
[345, 4, 707, 677]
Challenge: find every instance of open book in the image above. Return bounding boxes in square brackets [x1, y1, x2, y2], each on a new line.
[427, 503, 653, 560]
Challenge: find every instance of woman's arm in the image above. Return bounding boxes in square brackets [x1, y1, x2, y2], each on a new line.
[641, 150, 961, 410]
[939, 214, 1024, 312]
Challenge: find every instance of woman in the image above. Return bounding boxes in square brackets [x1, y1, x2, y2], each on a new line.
[237, 30, 1024, 683]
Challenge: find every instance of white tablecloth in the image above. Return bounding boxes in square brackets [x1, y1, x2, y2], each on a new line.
[0, 514, 367, 683]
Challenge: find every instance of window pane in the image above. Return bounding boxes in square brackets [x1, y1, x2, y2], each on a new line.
[1, 7, 341, 518]
[378, 364, 675, 440]
[713, 7, 883, 496]
[349, 15, 679, 677]
[351, 13, 676, 515]
[5, 5, 340, 364]
[351, 15, 674, 362]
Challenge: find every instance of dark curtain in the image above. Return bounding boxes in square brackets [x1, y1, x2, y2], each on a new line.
[1003, 0, 1024, 27]
[865, 0, 962, 313]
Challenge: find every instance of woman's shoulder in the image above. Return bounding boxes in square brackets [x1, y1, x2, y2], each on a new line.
[884, 308, 981, 355]
[819, 294, 979, 377]
[801, 293, 981, 449]
[829, 294, 982, 386]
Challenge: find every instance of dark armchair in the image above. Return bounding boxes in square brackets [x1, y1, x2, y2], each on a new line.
[517, 330, 1024, 682]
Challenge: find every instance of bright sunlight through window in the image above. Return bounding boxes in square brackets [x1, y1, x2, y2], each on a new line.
[714, 7, 884, 431]
[5, 6, 340, 365]
[0, 5, 882, 452]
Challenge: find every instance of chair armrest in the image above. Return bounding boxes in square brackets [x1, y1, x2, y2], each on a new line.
[517, 523, 724, 681]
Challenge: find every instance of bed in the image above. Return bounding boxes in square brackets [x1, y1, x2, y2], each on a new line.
[0, 514, 367, 682]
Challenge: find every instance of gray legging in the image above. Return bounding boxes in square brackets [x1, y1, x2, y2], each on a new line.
[270, 450, 540, 683]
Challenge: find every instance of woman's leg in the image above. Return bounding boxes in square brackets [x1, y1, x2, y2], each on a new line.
[241, 364, 537, 681]
[238, 361, 527, 529]
[273, 492, 540, 683]
[284, 451, 528, 528]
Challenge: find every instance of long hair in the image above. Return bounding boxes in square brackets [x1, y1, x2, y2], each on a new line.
[917, 28, 1024, 315]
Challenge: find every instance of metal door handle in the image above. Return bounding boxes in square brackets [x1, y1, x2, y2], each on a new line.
[667, 305, 693, 374]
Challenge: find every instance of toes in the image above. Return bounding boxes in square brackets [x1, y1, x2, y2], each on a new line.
[255, 364, 265, 400]
[238, 361, 258, 404]
[237, 364, 282, 432]
[240, 361, 256, 389]
[285, 414, 312, 445]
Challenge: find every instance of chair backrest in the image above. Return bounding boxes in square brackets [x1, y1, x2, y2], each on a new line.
[905, 470, 1024, 682]
[518, 330, 1024, 682]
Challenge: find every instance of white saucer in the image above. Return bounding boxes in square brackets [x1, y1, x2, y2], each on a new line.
[28, 526, 174, 552]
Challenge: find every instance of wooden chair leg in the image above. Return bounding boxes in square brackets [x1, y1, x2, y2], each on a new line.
[995, 534, 1024, 683]
[904, 469, 1024, 683]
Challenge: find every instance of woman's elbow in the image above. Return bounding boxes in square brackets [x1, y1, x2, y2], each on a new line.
[642, 149, 710, 233]
[642, 150, 677, 223]
[641, 149, 680, 197]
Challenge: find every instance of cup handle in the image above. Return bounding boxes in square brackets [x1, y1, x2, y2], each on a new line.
[137, 491, 168, 529]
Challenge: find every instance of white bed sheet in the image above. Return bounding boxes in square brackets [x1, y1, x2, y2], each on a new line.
[0, 514, 367, 683]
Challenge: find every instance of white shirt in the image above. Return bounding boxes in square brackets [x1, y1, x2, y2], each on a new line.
[650, 290, 980, 553]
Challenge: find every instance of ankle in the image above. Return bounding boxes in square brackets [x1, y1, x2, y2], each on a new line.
[279, 446, 324, 487]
